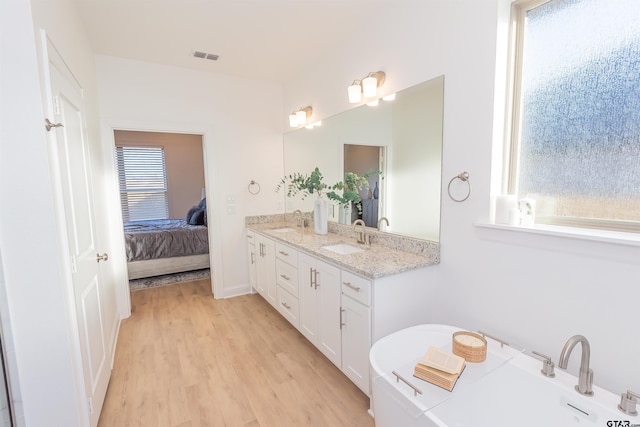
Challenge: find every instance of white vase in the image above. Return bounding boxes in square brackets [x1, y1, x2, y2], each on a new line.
[314, 197, 328, 235]
[338, 202, 352, 225]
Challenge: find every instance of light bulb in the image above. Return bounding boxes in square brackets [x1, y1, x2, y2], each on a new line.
[362, 75, 378, 98]
[348, 83, 362, 103]
[296, 110, 307, 126]
[382, 93, 396, 101]
[289, 113, 298, 127]
[366, 99, 379, 107]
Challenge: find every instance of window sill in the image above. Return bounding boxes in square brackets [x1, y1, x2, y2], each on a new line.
[473, 222, 640, 248]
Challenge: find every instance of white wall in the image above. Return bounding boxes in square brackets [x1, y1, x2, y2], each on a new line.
[283, 0, 640, 396]
[1, 0, 85, 425]
[95, 55, 284, 298]
[1, 0, 122, 424]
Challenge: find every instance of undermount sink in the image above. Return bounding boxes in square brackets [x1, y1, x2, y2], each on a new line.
[322, 243, 365, 255]
[270, 227, 296, 233]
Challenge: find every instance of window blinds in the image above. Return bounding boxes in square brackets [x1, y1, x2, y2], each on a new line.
[116, 146, 169, 222]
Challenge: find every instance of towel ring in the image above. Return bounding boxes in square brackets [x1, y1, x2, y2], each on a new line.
[248, 180, 261, 195]
[448, 171, 471, 202]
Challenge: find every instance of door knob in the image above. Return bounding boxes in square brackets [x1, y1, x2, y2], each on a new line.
[96, 253, 109, 262]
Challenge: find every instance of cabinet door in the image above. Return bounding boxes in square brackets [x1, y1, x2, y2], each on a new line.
[341, 295, 371, 395]
[298, 253, 318, 345]
[316, 259, 341, 368]
[255, 234, 276, 306]
[247, 232, 256, 292]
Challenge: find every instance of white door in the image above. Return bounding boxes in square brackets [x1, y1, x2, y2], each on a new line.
[45, 40, 110, 427]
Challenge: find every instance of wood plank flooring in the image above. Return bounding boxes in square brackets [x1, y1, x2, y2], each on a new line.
[98, 280, 375, 427]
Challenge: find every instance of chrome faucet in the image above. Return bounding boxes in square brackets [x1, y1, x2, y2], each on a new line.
[352, 219, 369, 245]
[293, 209, 305, 231]
[377, 217, 389, 230]
[558, 335, 594, 396]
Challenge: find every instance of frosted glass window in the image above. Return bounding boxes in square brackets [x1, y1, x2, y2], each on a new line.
[510, 0, 640, 231]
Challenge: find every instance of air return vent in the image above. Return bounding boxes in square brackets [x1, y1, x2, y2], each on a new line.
[193, 51, 219, 61]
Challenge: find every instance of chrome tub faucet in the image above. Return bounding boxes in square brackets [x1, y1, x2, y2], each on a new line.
[558, 334, 594, 396]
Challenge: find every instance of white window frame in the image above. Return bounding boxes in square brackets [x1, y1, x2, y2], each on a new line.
[115, 145, 169, 222]
[505, 0, 640, 234]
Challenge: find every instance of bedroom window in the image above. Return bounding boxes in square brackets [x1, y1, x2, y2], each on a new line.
[116, 145, 169, 221]
[506, 0, 640, 233]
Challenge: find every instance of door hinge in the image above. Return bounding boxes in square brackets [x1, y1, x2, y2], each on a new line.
[70, 255, 77, 273]
[53, 95, 61, 115]
[88, 397, 94, 414]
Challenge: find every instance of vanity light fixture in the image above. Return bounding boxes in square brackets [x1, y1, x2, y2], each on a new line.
[348, 81, 363, 103]
[288, 106, 313, 127]
[347, 71, 386, 103]
[305, 121, 322, 130]
[366, 99, 379, 107]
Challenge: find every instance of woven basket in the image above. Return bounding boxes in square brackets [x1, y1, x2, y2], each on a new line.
[452, 331, 487, 363]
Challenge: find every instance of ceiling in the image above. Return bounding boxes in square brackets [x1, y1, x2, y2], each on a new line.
[73, 0, 392, 84]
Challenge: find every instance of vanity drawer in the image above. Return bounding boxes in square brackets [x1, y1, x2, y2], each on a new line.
[276, 258, 298, 296]
[341, 270, 371, 307]
[276, 286, 299, 329]
[275, 242, 298, 266]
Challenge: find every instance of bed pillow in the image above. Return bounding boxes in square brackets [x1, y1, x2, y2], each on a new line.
[185, 206, 199, 223]
[188, 208, 205, 225]
[198, 197, 206, 210]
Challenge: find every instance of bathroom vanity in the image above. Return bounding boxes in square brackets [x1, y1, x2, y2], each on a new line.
[370, 324, 635, 427]
[246, 217, 439, 396]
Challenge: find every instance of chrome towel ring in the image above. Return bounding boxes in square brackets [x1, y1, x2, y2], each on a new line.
[248, 180, 261, 195]
[447, 171, 471, 202]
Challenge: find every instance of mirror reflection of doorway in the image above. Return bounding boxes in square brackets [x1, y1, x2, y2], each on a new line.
[343, 144, 384, 228]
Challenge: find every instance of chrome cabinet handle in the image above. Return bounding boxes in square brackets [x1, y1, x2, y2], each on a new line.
[340, 308, 345, 329]
[96, 253, 109, 263]
[309, 268, 314, 288]
[343, 281, 361, 292]
[281, 302, 291, 310]
[278, 250, 289, 256]
[314, 270, 319, 289]
[250, 253, 255, 264]
[280, 274, 290, 281]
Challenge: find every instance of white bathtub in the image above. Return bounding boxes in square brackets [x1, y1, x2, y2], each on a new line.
[370, 324, 635, 427]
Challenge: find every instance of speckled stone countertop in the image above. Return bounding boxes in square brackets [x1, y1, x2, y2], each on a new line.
[247, 220, 439, 280]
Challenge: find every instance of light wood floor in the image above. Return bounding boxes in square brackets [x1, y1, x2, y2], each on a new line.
[98, 280, 375, 427]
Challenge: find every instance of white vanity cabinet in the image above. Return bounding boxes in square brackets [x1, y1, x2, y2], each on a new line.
[255, 233, 276, 306]
[340, 271, 372, 395]
[246, 230, 257, 292]
[246, 226, 436, 399]
[298, 252, 342, 369]
[275, 242, 300, 328]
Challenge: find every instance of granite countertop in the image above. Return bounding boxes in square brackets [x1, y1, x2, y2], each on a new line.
[247, 222, 438, 279]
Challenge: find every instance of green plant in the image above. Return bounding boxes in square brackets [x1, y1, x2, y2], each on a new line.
[276, 167, 328, 199]
[327, 169, 381, 213]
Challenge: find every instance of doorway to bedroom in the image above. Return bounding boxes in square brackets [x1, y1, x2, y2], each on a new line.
[114, 130, 212, 292]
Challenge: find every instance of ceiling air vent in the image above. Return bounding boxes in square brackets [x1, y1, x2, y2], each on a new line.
[193, 51, 219, 61]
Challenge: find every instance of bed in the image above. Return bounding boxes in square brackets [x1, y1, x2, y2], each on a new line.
[124, 199, 210, 280]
